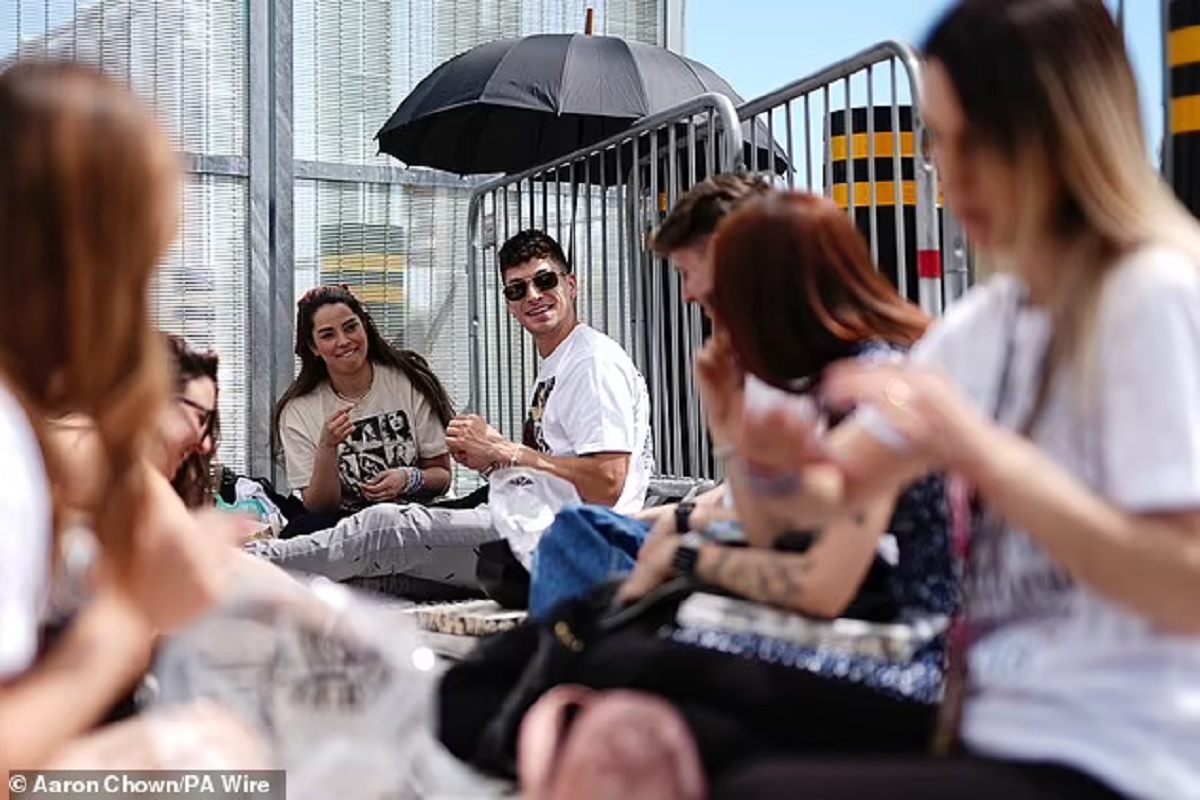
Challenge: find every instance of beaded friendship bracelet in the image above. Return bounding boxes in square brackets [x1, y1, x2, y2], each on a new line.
[404, 467, 426, 497]
[738, 460, 804, 498]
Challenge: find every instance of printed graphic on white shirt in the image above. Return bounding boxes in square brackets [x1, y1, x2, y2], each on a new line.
[908, 249, 1200, 800]
[338, 410, 417, 502]
[522, 377, 555, 453]
[965, 512, 1074, 646]
[521, 324, 653, 514]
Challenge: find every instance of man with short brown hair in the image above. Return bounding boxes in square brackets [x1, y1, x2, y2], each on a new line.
[648, 173, 774, 312]
[529, 173, 776, 617]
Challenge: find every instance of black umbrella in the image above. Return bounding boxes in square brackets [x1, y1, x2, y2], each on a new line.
[376, 33, 785, 177]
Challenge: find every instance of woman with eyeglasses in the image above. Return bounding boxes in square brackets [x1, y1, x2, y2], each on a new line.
[160, 334, 220, 509]
[270, 285, 455, 537]
[54, 335, 221, 513]
[0, 61, 266, 773]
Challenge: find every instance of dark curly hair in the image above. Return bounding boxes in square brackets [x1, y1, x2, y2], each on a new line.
[497, 229, 570, 275]
[164, 333, 220, 508]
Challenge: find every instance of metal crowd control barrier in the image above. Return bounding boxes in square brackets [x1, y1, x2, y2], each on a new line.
[465, 93, 744, 479]
[736, 41, 960, 317]
[463, 42, 980, 482]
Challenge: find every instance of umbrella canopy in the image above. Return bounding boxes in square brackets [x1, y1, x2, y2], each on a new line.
[376, 33, 781, 176]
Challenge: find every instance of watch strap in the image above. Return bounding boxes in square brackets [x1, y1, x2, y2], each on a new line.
[675, 500, 696, 534]
[672, 532, 704, 578]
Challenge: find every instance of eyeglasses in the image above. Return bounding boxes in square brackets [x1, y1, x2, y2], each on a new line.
[176, 395, 216, 438]
[503, 270, 566, 303]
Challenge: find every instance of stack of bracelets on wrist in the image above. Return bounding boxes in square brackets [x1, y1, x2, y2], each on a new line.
[712, 441, 803, 497]
[404, 467, 425, 497]
[712, 442, 738, 461]
[481, 447, 523, 478]
[736, 459, 803, 497]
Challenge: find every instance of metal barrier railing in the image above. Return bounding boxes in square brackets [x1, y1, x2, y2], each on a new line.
[735, 41, 959, 317]
[463, 42, 986, 482]
[465, 93, 744, 477]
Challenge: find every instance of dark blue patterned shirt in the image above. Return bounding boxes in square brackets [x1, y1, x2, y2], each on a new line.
[668, 342, 959, 704]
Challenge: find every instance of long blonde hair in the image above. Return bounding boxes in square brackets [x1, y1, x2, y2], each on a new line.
[0, 61, 179, 574]
[925, 0, 1200, 399]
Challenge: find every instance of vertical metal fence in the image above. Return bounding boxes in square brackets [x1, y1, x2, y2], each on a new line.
[465, 93, 744, 480]
[735, 41, 954, 317]
[464, 42, 964, 482]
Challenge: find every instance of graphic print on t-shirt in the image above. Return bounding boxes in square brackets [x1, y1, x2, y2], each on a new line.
[965, 509, 1074, 646]
[522, 377, 555, 453]
[337, 409, 417, 504]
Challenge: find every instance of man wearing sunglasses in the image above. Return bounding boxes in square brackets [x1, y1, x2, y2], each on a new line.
[447, 229, 653, 515]
[246, 229, 653, 600]
[526, 174, 775, 616]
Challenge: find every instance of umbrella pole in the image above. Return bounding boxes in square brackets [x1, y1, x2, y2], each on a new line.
[585, 7, 594, 35]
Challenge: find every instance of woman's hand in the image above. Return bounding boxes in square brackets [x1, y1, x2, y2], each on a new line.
[616, 515, 682, 604]
[698, 333, 826, 476]
[193, 508, 270, 547]
[318, 407, 354, 450]
[115, 469, 236, 634]
[361, 468, 410, 503]
[738, 402, 828, 477]
[695, 332, 745, 448]
[820, 361, 991, 474]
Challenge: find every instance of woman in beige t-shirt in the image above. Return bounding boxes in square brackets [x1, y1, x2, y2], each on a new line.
[271, 286, 455, 531]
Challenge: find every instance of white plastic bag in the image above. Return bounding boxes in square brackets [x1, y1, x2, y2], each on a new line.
[487, 467, 581, 570]
[151, 575, 443, 799]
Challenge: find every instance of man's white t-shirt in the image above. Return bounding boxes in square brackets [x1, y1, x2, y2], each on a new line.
[907, 246, 1200, 800]
[280, 364, 449, 511]
[522, 324, 653, 514]
[0, 381, 52, 681]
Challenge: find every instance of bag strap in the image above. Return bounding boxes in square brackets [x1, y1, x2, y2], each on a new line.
[598, 577, 696, 634]
[474, 625, 563, 777]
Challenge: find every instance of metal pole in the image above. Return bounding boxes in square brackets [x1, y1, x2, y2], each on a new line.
[891, 59, 909, 301]
[866, 65, 879, 266]
[1163, 0, 1176, 180]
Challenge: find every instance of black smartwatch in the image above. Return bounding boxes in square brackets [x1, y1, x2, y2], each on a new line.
[672, 532, 704, 578]
[675, 500, 696, 534]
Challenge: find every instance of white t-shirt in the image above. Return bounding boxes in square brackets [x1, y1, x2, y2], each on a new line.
[280, 364, 449, 511]
[0, 381, 52, 681]
[522, 324, 653, 514]
[908, 246, 1200, 800]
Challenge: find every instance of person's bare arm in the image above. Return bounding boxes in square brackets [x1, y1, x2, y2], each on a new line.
[631, 483, 728, 524]
[964, 424, 1200, 634]
[0, 592, 151, 774]
[45, 416, 105, 517]
[510, 446, 630, 507]
[691, 490, 897, 618]
[288, 408, 353, 513]
[301, 441, 343, 512]
[415, 453, 452, 498]
[446, 415, 631, 507]
[726, 409, 928, 547]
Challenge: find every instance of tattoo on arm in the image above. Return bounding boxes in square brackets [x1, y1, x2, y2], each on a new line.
[705, 511, 873, 612]
[707, 547, 814, 610]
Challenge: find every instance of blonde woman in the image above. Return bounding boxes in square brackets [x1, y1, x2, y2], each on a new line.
[0, 62, 263, 773]
[698, 1, 1200, 798]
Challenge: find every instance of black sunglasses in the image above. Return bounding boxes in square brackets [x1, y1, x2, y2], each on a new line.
[503, 270, 566, 302]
